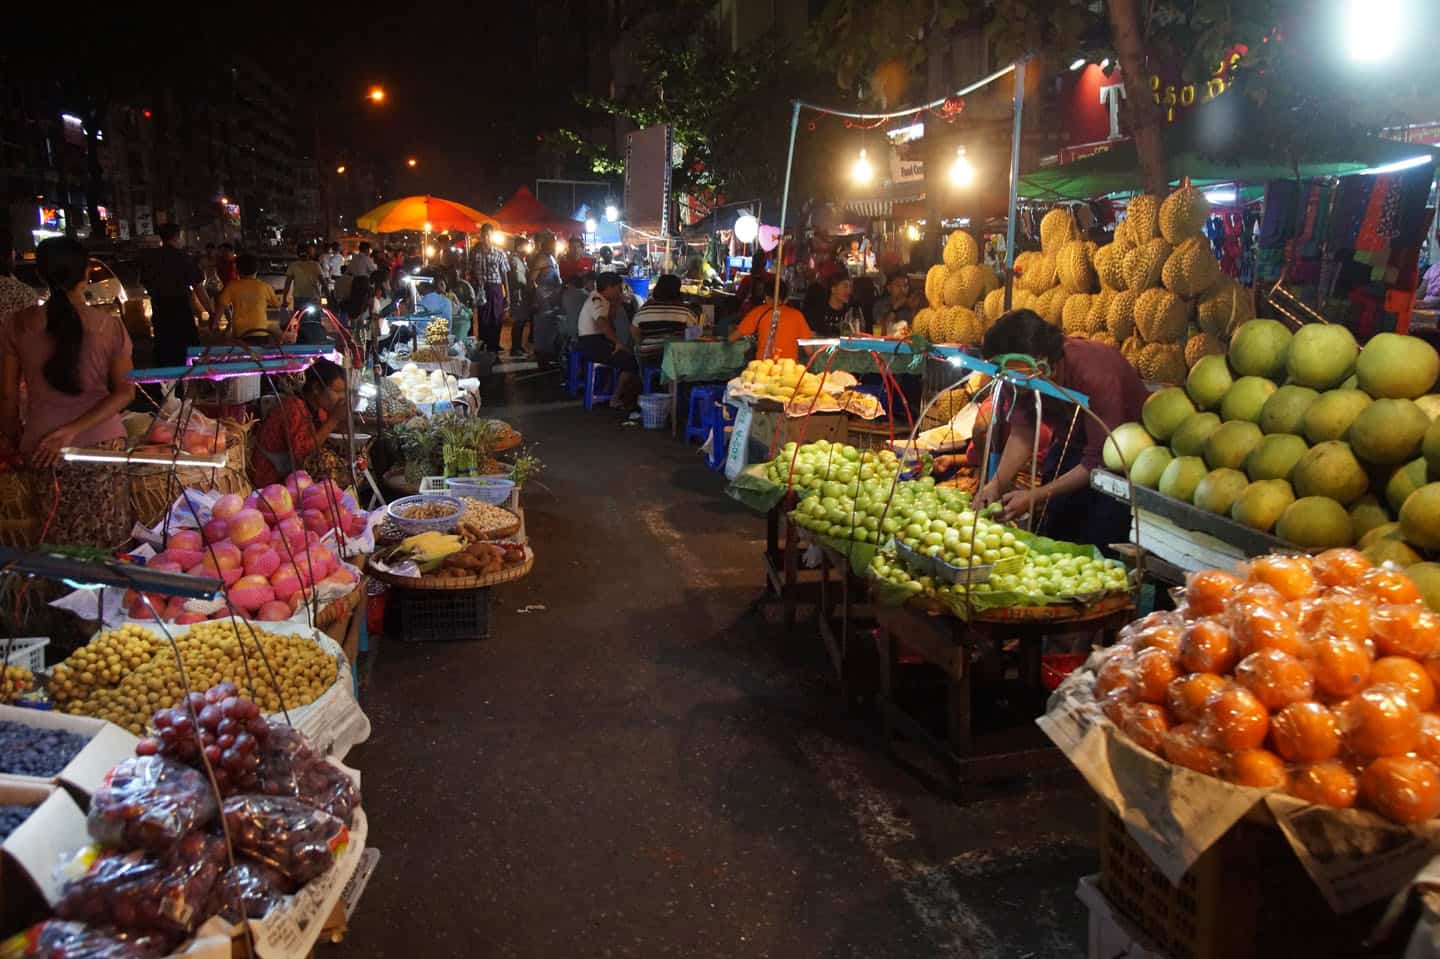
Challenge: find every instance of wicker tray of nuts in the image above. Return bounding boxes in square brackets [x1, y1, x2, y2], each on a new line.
[457, 499, 521, 541]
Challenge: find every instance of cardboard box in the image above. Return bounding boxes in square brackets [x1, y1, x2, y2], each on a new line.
[0, 706, 139, 807]
[0, 786, 88, 933]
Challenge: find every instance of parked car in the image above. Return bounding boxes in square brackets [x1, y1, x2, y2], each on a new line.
[16, 257, 152, 339]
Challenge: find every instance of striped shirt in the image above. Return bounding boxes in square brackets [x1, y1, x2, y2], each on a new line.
[633, 300, 696, 331]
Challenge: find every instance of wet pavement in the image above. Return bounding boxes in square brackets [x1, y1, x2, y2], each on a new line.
[335, 368, 1099, 959]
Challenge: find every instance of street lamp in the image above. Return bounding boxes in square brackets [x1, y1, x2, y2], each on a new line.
[1346, 0, 1402, 61]
[335, 165, 346, 175]
[733, 214, 759, 245]
[367, 86, 387, 104]
[406, 157, 417, 168]
[949, 147, 974, 187]
[850, 148, 874, 186]
[1069, 57, 1086, 71]
[584, 217, 598, 234]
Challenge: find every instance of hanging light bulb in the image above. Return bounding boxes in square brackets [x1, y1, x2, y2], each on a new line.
[949, 147, 974, 187]
[850, 148, 874, 185]
[906, 223, 921, 242]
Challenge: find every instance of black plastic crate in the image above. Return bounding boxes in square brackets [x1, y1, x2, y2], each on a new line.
[394, 587, 493, 641]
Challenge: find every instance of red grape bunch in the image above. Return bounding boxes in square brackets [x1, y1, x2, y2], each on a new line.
[136, 682, 270, 796]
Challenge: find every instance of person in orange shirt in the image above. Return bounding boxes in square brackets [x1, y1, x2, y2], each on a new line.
[729, 279, 813, 361]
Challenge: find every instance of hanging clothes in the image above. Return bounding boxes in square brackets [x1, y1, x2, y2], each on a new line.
[1259, 180, 1301, 249]
[1328, 175, 1374, 250]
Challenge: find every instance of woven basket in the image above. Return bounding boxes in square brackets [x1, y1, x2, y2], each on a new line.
[0, 471, 36, 523]
[315, 582, 364, 629]
[128, 421, 254, 530]
[366, 550, 532, 591]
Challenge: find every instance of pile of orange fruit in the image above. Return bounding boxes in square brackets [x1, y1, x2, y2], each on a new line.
[1098, 549, 1440, 825]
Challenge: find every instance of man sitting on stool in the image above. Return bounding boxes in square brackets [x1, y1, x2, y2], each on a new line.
[578, 273, 640, 414]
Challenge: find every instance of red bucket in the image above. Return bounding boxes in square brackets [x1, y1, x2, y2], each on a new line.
[1041, 653, 1087, 691]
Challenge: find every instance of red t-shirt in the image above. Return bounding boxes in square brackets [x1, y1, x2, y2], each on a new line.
[1010, 337, 1148, 470]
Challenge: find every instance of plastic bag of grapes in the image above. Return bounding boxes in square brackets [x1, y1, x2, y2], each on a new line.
[206, 859, 294, 924]
[0, 920, 172, 959]
[87, 756, 218, 853]
[56, 831, 224, 937]
[221, 795, 347, 885]
[255, 724, 361, 826]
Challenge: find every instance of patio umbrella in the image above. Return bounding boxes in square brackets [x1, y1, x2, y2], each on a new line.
[355, 195, 500, 233]
[494, 187, 583, 235]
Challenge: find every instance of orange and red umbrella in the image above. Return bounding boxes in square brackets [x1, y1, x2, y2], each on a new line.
[355, 195, 499, 233]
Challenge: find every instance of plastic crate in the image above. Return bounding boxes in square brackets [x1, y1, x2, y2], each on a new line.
[394, 587, 492, 642]
[1097, 806, 1382, 959]
[1, 637, 47, 673]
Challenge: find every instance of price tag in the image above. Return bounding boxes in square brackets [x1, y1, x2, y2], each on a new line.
[724, 402, 753, 481]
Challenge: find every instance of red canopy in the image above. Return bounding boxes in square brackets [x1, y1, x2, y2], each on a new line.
[494, 187, 583, 236]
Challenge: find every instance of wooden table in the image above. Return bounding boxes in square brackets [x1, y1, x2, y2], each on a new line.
[873, 595, 1133, 800]
[816, 542, 880, 708]
[760, 502, 822, 628]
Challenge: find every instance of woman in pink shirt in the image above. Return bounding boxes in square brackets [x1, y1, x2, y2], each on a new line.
[0, 236, 135, 546]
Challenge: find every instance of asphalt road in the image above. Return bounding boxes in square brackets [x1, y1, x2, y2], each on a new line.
[335, 373, 1098, 959]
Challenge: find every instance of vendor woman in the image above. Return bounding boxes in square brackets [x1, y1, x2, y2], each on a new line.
[974, 309, 1147, 550]
[252, 358, 349, 488]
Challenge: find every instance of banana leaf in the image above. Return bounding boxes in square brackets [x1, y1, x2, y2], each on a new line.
[815, 533, 880, 577]
[725, 463, 787, 514]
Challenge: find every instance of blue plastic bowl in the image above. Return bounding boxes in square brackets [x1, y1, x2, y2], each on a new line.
[385, 494, 465, 534]
[444, 477, 515, 505]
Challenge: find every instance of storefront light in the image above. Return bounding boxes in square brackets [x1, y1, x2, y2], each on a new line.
[584, 218, 598, 234]
[850, 149, 874, 186]
[1347, 0, 1402, 61]
[906, 224, 921, 242]
[949, 147, 974, 187]
[733, 214, 759, 244]
[1069, 58, 1086, 71]
[605, 204, 619, 222]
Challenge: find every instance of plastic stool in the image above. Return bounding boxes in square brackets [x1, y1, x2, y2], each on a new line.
[685, 385, 724, 444]
[641, 367, 662, 394]
[706, 401, 736, 470]
[584, 362, 616, 410]
[563, 349, 584, 397]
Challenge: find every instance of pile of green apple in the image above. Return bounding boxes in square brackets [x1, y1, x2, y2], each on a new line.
[776, 441, 905, 544]
[888, 485, 1027, 570]
[986, 551, 1129, 597]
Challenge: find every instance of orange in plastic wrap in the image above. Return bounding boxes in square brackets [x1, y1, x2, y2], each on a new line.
[1233, 605, 1303, 657]
[1372, 605, 1440, 660]
[1117, 702, 1170, 754]
[1230, 582, 1287, 611]
[1248, 555, 1316, 601]
[1359, 756, 1440, 824]
[1367, 656, 1437, 711]
[1132, 622, 1183, 658]
[1235, 649, 1314, 711]
[1180, 620, 1237, 674]
[1313, 591, 1371, 644]
[1227, 749, 1289, 789]
[1094, 655, 1135, 700]
[1162, 723, 1224, 776]
[1186, 569, 1241, 618]
[1289, 761, 1359, 809]
[1101, 687, 1137, 725]
[1416, 714, 1440, 766]
[1309, 635, 1373, 700]
[1359, 566, 1423, 606]
[1339, 684, 1422, 757]
[1205, 686, 1270, 752]
[1270, 701, 1341, 763]
[1312, 548, 1372, 589]
[1131, 648, 1180, 704]
[1167, 672, 1227, 723]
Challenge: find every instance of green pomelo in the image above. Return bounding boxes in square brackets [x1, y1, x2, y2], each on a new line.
[1416, 395, 1440, 421]
[1228, 319, 1292, 380]
[1303, 389, 1373, 444]
[1204, 420, 1263, 471]
[1186, 355, 1234, 411]
[1286, 324, 1358, 389]
[1360, 522, 1403, 550]
[1245, 434, 1309, 482]
[1404, 562, 1440, 613]
[1276, 497, 1354, 549]
[1259, 385, 1320, 436]
[1424, 417, 1440, 476]
[1356, 332, 1440, 400]
[1170, 413, 1222, 459]
[1349, 495, 1392, 543]
[1193, 468, 1250, 515]
[1102, 422, 1155, 473]
[1292, 441, 1369, 505]
[1220, 376, 1277, 424]
[1158, 456, 1209, 503]
[1130, 446, 1175, 489]
[1364, 537, 1423, 568]
[1349, 398, 1430, 465]
[1386, 458, 1430, 514]
[1231, 479, 1295, 533]
[1142, 388, 1197, 442]
[1400, 482, 1440, 550]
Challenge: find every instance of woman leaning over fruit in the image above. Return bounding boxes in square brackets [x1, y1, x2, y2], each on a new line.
[251, 358, 350, 489]
[0, 236, 136, 548]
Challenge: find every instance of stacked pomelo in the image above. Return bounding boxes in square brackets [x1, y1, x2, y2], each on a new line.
[1098, 550, 1440, 824]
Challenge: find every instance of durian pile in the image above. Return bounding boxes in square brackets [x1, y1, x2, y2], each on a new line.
[1006, 185, 1254, 386]
[911, 230, 1002, 347]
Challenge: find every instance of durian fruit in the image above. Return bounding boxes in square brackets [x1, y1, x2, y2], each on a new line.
[958, 265, 990, 307]
[1106, 289, 1140, 341]
[1013, 289, 1037, 311]
[1121, 335, 1145, 364]
[1123, 238, 1172, 292]
[1127, 194, 1161, 244]
[943, 230, 980, 269]
[1133, 288, 1188, 344]
[942, 269, 968, 307]
[1091, 332, 1119, 348]
[1056, 240, 1098, 294]
[1094, 243, 1125, 292]
[1113, 218, 1135, 251]
[1195, 279, 1255, 339]
[925, 265, 948, 309]
[1023, 254, 1058, 293]
[1061, 293, 1093, 335]
[1184, 330, 1226, 368]
[952, 306, 983, 345]
[1040, 207, 1078, 256]
[1034, 287, 1067, 327]
[1087, 289, 1115, 333]
[982, 287, 1007, 323]
[1161, 237, 1222, 299]
[1137, 342, 1187, 384]
[1159, 184, 1210, 244]
[912, 307, 936, 339]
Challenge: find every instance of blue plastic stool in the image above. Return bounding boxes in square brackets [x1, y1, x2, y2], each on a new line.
[706, 401, 737, 470]
[584, 362, 616, 410]
[685, 385, 724, 444]
[563, 349, 584, 397]
[641, 367, 662, 394]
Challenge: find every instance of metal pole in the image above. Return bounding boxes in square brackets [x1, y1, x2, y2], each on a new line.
[766, 101, 803, 359]
[1003, 59, 1027, 311]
